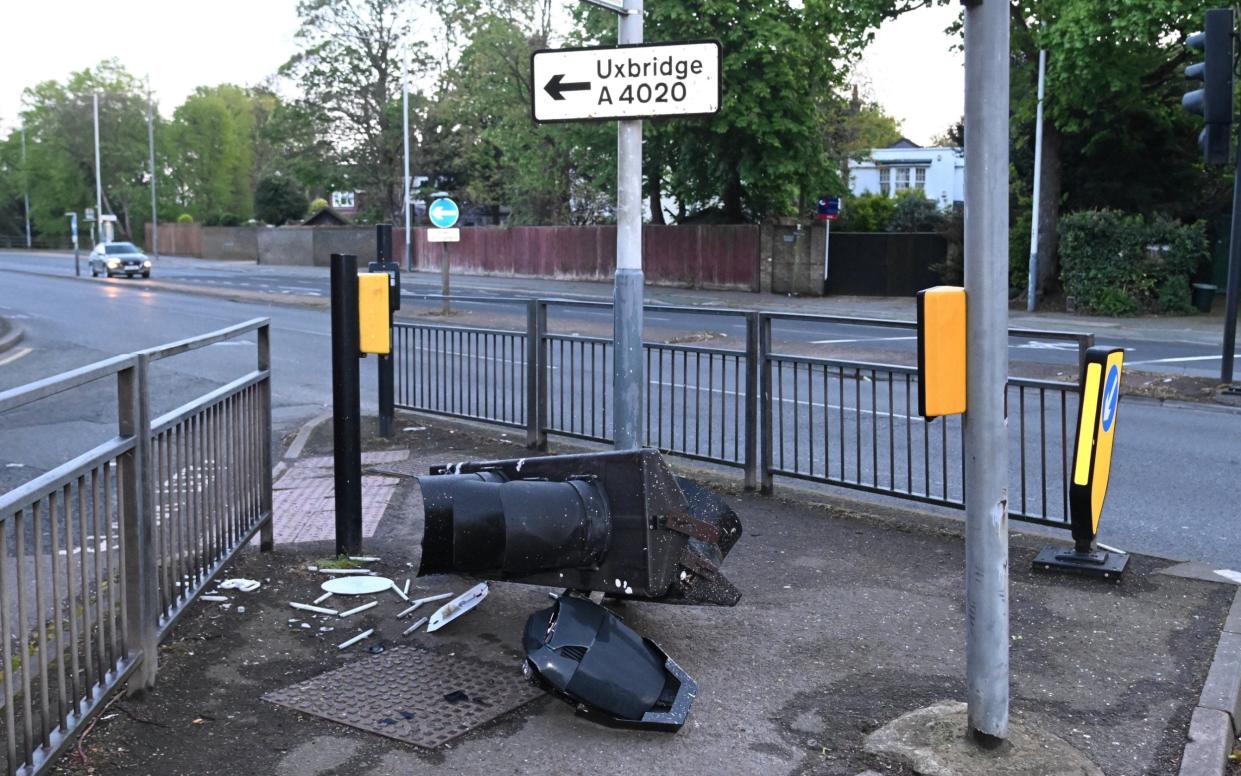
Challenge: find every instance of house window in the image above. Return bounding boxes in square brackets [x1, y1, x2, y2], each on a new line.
[879, 167, 890, 196]
[894, 167, 910, 192]
[914, 168, 926, 190]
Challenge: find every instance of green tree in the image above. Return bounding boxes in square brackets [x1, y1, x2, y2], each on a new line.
[429, 5, 614, 224]
[578, 0, 922, 223]
[17, 60, 152, 241]
[254, 175, 308, 224]
[999, 0, 1218, 300]
[168, 84, 256, 221]
[281, 0, 429, 223]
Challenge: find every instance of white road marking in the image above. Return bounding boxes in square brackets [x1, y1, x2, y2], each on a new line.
[1015, 340, 1078, 352]
[0, 347, 33, 366]
[810, 336, 917, 345]
[1124, 354, 1238, 366]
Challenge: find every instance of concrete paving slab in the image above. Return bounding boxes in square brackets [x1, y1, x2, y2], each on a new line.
[1199, 632, 1241, 736]
[863, 700, 1103, 776]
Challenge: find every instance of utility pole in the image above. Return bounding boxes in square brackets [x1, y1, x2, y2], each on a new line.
[1025, 49, 1046, 313]
[613, 0, 644, 450]
[963, 0, 1010, 745]
[147, 81, 158, 259]
[402, 46, 413, 272]
[20, 126, 31, 249]
[93, 92, 103, 240]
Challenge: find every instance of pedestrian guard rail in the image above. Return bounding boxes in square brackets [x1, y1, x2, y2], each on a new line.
[0, 319, 273, 775]
[393, 296, 1091, 531]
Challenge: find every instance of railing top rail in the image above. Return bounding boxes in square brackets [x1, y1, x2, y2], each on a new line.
[0, 436, 133, 517]
[0, 352, 137, 414]
[393, 321, 524, 337]
[142, 317, 270, 363]
[400, 293, 749, 318]
[761, 311, 1091, 344]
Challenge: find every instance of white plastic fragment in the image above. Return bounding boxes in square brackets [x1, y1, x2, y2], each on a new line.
[201, 595, 229, 602]
[348, 556, 381, 563]
[337, 629, 374, 649]
[313, 592, 332, 605]
[337, 601, 379, 618]
[391, 580, 410, 602]
[426, 583, 488, 632]
[318, 568, 374, 576]
[321, 576, 394, 596]
[402, 617, 429, 636]
[402, 579, 411, 596]
[219, 578, 261, 592]
[290, 602, 339, 616]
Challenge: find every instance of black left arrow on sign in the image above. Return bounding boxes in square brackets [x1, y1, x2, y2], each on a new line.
[544, 73, 591, 100]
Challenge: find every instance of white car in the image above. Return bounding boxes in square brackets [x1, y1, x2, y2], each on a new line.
[89, 242, 151, 278]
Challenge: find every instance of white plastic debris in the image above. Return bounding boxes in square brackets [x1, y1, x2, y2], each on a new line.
[337, 629, 374, 650]
[201, 595, 229, 602]
[402, 617, 429, 636]
[402, 579, 411, 596]
[313, 592, 333, 605]
[321, 576, 394, 596]
[318, 568, 374, 576]
[348, 556, 381, 563]
[219, 578, 261, 592]
[337, 601, 379, 618]
[290, 602, 339, 616]
[426, 584, 488, 633]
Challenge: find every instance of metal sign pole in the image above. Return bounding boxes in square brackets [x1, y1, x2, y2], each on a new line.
[147, 81, 159, 260]
[613, 0, 645, 450]
[963, 0, 1010, 744]
[93, 93, 103, 232]
[330, 253, 363, 555]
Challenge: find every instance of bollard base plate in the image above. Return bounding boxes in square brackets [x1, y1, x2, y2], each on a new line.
[1033, 546, 1128, 580]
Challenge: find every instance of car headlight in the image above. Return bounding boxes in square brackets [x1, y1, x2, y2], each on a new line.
[106, 259, 119, 267]
[143, 260, 151, 267]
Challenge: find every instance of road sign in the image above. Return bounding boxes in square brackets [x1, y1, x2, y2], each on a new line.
[428, 198, 459, 229]
[85, 207, 95, 222]
[531, 41, 721, 123]
[428, 228, 460, 243]
[816, 196, 841, 221]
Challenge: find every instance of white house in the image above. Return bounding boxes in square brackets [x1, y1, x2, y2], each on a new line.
[848, 138, 965, 208]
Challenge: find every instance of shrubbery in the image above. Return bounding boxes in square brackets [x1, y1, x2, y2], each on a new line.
[836, 193, 895, 232]
[1058, 209, 1206, 315]
[176, 213, 194, 224]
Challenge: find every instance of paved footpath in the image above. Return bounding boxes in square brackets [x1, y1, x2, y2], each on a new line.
[56, 418, 1240, 776]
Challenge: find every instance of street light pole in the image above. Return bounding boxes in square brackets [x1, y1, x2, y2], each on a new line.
[20, 126, 31, 249]
[1025, 49, 1046, 313]
[613, 0, 644, 450]
[403, 46, 412, 271]
[963, 0, 1010, 745]
[93, 92, 103, 242]
[147, 82, 158, 259]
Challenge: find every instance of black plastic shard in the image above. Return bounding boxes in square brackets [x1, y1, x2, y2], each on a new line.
[415, 449, 741, 606]
[521, 596, 697, 731]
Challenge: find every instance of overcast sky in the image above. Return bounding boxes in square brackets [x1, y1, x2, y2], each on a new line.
[0, 1, 963, 146]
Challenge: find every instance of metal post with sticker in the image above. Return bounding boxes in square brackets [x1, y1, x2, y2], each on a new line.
[1034, 346, 1128, 579]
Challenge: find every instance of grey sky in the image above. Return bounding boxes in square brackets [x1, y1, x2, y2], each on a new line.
[0, 1, 963, 146]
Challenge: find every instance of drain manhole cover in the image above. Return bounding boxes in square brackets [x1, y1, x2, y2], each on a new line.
[263, 647, 543, 748]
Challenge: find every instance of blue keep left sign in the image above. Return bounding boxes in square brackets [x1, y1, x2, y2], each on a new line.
[1100, 364, 1120, 432]
[428, 198, 460, 229]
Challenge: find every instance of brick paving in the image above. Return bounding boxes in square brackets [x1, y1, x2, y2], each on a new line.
[259, 450, 410, 545]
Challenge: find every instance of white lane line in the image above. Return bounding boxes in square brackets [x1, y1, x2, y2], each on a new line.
[0, 347, 33, 366]
[279, 286, 321, 293]
[1124, 354, 1238, 366]
[810, 336, 917, 345]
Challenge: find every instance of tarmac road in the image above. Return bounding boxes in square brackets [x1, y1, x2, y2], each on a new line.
[1, 250, 1238, 376]
[1, 258, 1239, 568]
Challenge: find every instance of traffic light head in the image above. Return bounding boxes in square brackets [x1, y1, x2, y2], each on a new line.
[1183, 8, 1235, 165]
[415, 449, 742, 606]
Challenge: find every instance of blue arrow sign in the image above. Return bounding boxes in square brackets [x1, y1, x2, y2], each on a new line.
[1100, 364, 1120, 432]
[428, 198, 460, 229]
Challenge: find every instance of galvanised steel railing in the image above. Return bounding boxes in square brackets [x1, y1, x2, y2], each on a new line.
[0, 319, 273, 776]
[391, 296, 1090, 529]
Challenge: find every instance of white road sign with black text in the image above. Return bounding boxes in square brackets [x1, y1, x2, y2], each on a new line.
[531, 41, 720, 123]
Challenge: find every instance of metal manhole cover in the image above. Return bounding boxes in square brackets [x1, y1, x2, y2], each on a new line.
[263, 647, 542, 748]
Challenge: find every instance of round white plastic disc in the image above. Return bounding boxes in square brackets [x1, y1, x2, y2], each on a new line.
[320, 576, 394, 596]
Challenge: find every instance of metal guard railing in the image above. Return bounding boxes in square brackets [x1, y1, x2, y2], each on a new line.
[392, 296, 1090, 528]
[0, 318, 273, 776]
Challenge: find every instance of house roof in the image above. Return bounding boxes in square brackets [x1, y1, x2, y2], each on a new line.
[886, 137, 922, 149]
[303, 207, 351, 226]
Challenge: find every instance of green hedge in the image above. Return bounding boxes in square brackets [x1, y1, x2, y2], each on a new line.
[1058, 209, 1206, 315]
